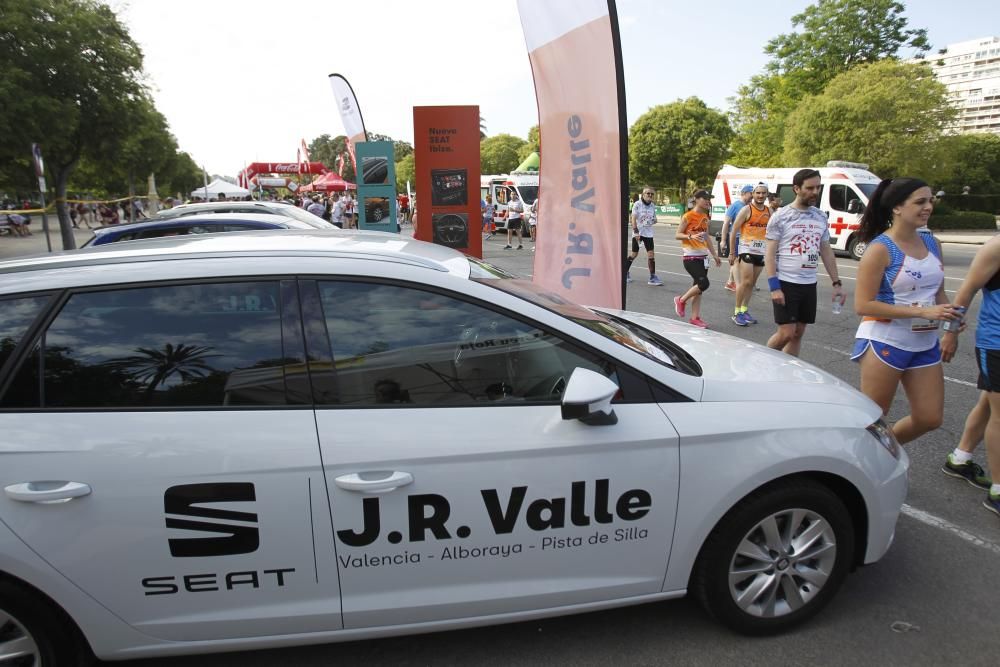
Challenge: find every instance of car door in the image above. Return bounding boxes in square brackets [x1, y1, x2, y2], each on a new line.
[303, 278, 680, 629]
[0, 279, 341, 642]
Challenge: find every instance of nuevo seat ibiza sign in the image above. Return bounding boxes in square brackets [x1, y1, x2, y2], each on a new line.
[0, 231, 906, 664]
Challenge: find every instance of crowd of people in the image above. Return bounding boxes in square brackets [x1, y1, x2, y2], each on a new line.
[631, 170, 999, 521]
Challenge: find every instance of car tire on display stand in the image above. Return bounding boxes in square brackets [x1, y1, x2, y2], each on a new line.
[0, 579, 94, 666]
[847, 234, 867, 261]
[690, 480, 855, 635]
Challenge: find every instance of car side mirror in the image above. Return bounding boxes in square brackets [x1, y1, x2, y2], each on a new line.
[560, 368, 619, 426]
[847, 199, 864, 214]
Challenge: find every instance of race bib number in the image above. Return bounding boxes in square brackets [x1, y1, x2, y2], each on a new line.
[911, 301, 940, 332]
[750, 239, 765, 252]
[801, 252, 819, 269]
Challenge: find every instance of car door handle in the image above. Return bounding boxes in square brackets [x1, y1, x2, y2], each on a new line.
[5, 481, 92, 504]
[334, 471, 413, 494]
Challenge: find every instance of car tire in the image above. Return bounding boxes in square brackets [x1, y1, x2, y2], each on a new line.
[847, 235, 866, 261]
[0, 579, 94, 666]
[691, 480, 854, 636]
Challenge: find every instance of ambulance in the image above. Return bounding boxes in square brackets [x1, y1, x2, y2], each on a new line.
[711, 161, 882, 260]
[486, 172, 539, 231]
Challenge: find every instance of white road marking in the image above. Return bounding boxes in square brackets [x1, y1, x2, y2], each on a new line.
[900, 504, 1000, 557]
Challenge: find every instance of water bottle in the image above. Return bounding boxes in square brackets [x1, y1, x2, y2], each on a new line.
[942, 306, 967, 332]
[832, 298, 843, 315]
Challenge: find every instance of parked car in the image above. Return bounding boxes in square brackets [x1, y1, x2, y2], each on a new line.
[83, 212, 337, 246]
[0, 230, 906, 664]
[157, 200, 331, 227]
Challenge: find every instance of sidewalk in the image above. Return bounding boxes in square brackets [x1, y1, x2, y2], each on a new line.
[0, 225, 95, 261]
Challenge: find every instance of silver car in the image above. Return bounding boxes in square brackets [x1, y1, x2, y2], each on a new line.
[0, 231, 907, 664]
[157, 200, 331, 227]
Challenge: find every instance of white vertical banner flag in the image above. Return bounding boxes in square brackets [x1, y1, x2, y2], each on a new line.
[517, 0, 628, 309]
[329, 73, 368, 174]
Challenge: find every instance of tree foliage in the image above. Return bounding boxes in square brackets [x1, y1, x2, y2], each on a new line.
[730, 0, 930, 166]
[933, 134, 1000, 196]
[480, 134, 527, 175]
[782, 61, 955, 177]
[395, 153, 415, 192]
[629, 98, 732, 194]
[0, 0, 147, 248]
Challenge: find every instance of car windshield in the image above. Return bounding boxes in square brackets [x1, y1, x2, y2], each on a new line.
[517, 186, 538, 204]
[275, 206, 335, 228]
[473, 268, 699, 375]
[857, 183, 878, 200]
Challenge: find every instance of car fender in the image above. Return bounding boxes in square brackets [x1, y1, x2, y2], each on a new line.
[658, 400, 906, 592]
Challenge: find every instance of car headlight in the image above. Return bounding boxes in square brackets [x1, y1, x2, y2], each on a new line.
[867, 418, 901, 459]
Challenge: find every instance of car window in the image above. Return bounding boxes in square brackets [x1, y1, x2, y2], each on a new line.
[137, 226, 190, 239]
[0, 281, 291, 409]
[0, 295, 50, 376]
[315, 280, 622, 406]
[829, 184, 861, 213]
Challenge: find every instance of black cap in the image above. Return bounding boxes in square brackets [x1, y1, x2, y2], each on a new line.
[692, 189, 713, 200]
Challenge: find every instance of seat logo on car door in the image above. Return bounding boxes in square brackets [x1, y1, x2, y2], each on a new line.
[164, 483, 260, 557]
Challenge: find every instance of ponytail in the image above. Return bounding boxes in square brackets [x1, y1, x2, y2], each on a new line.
[857, 177, 929, 243]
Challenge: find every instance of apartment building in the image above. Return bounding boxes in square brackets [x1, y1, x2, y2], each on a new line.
[919, 36, 1000, 135]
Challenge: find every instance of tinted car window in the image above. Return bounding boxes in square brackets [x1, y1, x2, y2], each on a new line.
[829, 184, 861, 213]
[2, 282, 289, 409]
[0, 295, 50, 375]
[316, 281, 621, 406]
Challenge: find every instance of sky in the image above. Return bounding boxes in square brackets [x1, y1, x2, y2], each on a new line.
[115, 0, 994, 176]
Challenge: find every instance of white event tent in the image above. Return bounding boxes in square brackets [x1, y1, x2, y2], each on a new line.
[190, 179, 251, 200]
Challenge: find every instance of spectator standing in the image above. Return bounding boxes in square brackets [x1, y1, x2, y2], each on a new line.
[329, 193, 346, 228]
[344, 192, 356, 228]
[527, 197, 538, 243]
[482, 195, 495, 239]
[764, 169, 845, 357]
[504, 190, 525, 250]
[307, 196, 326, 218]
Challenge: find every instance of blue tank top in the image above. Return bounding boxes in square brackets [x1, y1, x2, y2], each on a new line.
[976, 268, 1000, 350]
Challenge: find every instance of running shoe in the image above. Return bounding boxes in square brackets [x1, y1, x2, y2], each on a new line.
[673, 296, 686, 318]
[648, 275, 663, 286]
[743, 311, 758, 325]
[504, 244, 512, 249]
[517, 245, 524, 250]
[984, 492, 1000, 518]
[689, 317, 709, 329]
[942, 455, 992, 490]
[626, 271, 633, 283]
[724, 281, 737, 292]
[731, 312, 749, 326]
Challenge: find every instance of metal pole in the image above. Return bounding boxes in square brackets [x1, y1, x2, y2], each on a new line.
[38, 191, 52, 253]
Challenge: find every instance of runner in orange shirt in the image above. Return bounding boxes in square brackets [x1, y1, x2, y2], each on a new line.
[728, 182, 771, 326]
[673, 190, 721, 328]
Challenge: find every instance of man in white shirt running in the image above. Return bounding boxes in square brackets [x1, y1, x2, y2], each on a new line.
[624, 187, 662, 285]
[764, 169, 845, 356]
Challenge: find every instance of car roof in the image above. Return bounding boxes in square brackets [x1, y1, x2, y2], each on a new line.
[91, 213, 311, 236]
[0, 229, 472, 280]
[157, 201, 294, 215]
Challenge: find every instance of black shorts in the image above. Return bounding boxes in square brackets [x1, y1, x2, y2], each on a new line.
[507, 218, 522, 231]
[631, 235, 654, 253]
[772, 280, 817, 325]
[977, 348, 1000, 392]
[738, 253, 765, 266]
[683, 256, 709, 285]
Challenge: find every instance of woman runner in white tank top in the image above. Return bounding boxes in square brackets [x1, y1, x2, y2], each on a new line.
[852, 177, 962, 445]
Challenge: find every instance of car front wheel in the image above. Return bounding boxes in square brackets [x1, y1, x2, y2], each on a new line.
[691, 481, 854, 635]
[847, 235, 866, 261]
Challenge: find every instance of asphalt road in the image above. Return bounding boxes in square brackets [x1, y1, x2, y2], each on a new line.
[110, 228, 1000, 666]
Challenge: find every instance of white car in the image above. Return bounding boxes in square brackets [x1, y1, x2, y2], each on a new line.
[0, 231, 907, 664]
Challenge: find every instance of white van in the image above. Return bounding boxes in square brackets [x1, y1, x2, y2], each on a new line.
[488, 172, 539, 231]
[711, 161, 881, 260]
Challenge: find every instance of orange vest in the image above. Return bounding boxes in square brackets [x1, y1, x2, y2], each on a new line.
[681, 211, 710, 256]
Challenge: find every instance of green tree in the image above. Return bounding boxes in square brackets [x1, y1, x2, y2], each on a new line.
[932, 134, 1000, 197]
[0, 0, 147, 249]
[730, 0, 930, 166]
[307, 134, 355, 182]
[783, 61, 955, 177]
[629, 98, 733, 196]
[518, 125, 540, 162]
[395, 153, 415, 192]
[480, 134, 527, 175]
